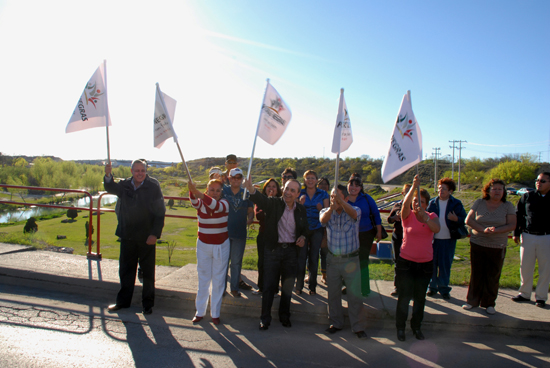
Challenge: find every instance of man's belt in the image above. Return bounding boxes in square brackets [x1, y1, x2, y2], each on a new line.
[525, 230, 550, 236]
[328, 249, 360, 258]
[278, 242, 294, 248]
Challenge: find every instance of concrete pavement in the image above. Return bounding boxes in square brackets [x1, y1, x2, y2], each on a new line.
[0, 243, 548, 332]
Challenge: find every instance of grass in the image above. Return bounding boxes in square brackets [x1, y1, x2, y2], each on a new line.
[0, 191, 540, 291]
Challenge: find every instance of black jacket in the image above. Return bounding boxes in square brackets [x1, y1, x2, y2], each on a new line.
[104, 175, 165, 242]
[514, 190, 550, 236]
[250, 191, 309, 251]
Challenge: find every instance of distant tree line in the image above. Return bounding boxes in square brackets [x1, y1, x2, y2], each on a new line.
[1, 154, 547, 198]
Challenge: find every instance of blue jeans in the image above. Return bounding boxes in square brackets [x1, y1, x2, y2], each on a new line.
[261, 244, 298, 325]
[395, 257, 433, 330]
[429, 238, 457, 295]
[228, 237, 246, 292]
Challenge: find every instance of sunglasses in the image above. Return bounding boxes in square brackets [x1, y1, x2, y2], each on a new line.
[282, 175, 294, 180]
[227, 160, 237, 164]
[536, 179, 547, 183]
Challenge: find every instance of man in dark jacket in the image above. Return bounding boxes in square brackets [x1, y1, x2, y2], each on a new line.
[244, 177, 309, 330]
[104, 159, 165, 315]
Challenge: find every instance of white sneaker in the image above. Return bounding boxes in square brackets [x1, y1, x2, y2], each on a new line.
[462, 303, 473, 310]
[486, 306, 496, 315]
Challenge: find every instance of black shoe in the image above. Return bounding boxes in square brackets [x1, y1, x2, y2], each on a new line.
[426, 290, 436, 297]
[355, 331, 368, 340]
[390, 288, 398, 296]
[107, 304, 128, 312]
[239, 280, 253, 290]
[397, 329, 406, 341]
[413, 329, 425, 340]
[442, 293, 451, 300]
[142, 307, 153, 315]
[536, 300, 546, 308]
[512, 295, 530, 302]
[325, 326, 342, 334]
[259, 322, 269, 331]
[281, 319, 292, 328]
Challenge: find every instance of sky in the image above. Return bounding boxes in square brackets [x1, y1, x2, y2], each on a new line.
[0, 0, 549, 165]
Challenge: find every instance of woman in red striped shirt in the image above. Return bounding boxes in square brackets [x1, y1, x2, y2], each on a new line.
[188, 179, 230, 325]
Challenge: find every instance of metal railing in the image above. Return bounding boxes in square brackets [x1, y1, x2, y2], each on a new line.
[0, 184, 98, 258]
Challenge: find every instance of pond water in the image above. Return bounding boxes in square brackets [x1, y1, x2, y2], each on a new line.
[0, 194, 118, 223]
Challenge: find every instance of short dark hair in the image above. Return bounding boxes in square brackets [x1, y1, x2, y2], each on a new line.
[540, 172, 550, 179]
[281, 167, 297, 179]
[438, 178, 456, 192]
[482, 179, 507, 202]
[318, 177, 330, 188]
[262, 178, 282, 197]
[335, 184, 349, 198]
[420, 188, 430, 204]
[226, 154, 237, 162]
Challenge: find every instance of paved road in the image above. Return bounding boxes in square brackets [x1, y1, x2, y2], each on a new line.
[1, 283, 549, 368]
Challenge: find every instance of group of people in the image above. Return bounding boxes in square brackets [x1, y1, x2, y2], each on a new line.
[388, 172, 550, 341]
[101, 155, 549, 342]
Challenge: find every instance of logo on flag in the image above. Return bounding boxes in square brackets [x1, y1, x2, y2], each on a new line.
[154, 84, 177, 149]
[66, 64, 111, 133]
[331, 89, 353, 154]
[257, 83, 291, 145]
[396, 113, 416, 141]
[381, 92, 422, 183]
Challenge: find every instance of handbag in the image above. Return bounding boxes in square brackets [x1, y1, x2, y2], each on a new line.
[370, 213, 388, 240]
[450, 224, 469, 239]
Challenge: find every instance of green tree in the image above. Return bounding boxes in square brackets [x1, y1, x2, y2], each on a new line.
[488, 160, 537, 184]
[13, 157, 28, 167]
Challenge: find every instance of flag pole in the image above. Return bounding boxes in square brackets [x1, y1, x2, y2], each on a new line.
[156, 83, 192, 183]
[104, 59, 111, 164]
[333, 88, 344, 190]
[409, 90, 421, 201]
[243, 78, 270, 199]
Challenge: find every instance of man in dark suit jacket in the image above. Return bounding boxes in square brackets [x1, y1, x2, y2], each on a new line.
[244, 177, 309, 330]
[104, 159, 165, 315]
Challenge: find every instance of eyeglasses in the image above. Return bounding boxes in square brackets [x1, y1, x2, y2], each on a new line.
[282, 175, 294, 180]
[536, 179, 548, 183]
[227, 160, 237, 164]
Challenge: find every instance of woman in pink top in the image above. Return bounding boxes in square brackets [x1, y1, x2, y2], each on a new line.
[188, 179, 230, 325]
[396, 175, 440, 342]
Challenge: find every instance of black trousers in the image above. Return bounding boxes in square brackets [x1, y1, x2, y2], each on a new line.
[391, 232, 403, 287]
[466, 242, 506, 308]
[256, 232, 266, 292]
[117, 238, 156, 309]
[358, 228, 377, 296]
[261, 245, 298, 325]
[395, 257, 433, 330]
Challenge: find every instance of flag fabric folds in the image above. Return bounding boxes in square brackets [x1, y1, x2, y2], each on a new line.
[66, 64, 111, 133]
[331, 89, 353, 154]
[257, 83, 292, 145]
[381, 92, 423, 183]
[154, 85, 178, 148]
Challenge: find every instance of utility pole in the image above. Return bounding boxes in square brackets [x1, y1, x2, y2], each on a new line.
[456, 140, 467, 191]
[449, 140, 457, 180]
[433, 147, 441, 191]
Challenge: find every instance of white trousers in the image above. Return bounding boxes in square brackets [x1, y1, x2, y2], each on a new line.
[518, 233, 550, 302]
[195, 238, 230, 318]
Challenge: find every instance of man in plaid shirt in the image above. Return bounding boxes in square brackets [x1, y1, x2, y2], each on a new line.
[320, 184, 368, 340]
